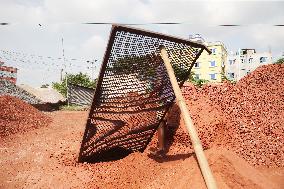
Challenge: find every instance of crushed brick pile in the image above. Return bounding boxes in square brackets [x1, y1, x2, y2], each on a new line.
[177, 64, 284, 167]
[0, 95, 51, 137]
[0, 80, 42, 104]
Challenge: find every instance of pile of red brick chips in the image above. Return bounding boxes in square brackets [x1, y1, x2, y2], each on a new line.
[180, 64, 284, 167]
[0, 95, 51, 137]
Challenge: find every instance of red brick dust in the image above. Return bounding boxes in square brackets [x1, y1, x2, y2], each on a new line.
[1, 111, 283, 189]
[0, 95, 51, 137]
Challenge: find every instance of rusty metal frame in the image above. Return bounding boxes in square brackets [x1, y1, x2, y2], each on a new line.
[78, 25, 209, 162]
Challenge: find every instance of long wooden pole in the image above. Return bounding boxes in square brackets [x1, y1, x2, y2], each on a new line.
[160, 47, 218, 189]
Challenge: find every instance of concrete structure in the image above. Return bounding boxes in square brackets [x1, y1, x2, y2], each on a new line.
[189, 35, 227, 82]
[19, 84, 65, 103]
[0, 61, 17, 84]
[188, 34, 205, 44]
[226, 49, 273, 81]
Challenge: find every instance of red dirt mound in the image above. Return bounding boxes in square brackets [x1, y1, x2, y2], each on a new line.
[143, 148, 281, 189]
[0, 95, 51, 137]
[177, 64, 284, 167]
[75, 147, 282, 188]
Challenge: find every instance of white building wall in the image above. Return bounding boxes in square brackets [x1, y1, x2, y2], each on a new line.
[226, 49, 272, 81]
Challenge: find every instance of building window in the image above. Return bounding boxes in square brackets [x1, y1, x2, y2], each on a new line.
[229, 59, 236, 65]
[209, 73, 216, 80]
[194, 62, 200, 68]
[211, 48, 217, 54]
[209, 60, 216, 67]
[228, 73, 235, 78]
[248, 58, 253, 63]
[260, 57, 267, 63]
[195, 74, 200, 80]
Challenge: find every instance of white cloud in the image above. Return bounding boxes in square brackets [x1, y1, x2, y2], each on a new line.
[80, 35, 106, 60]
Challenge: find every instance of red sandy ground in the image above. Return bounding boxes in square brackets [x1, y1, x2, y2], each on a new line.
[1, 64, 283, 188]
[1, 111, 283, 189]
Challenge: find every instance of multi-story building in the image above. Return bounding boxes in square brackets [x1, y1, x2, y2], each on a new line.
[0, 61, 17, 84]
[226, 49, 272, 81]
[188, 34, 205, 44]
[189, 34, 227, 82]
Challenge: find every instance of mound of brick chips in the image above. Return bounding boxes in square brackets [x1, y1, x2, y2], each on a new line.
[175, 64, 284, 167]
[0, 95, 51, 137]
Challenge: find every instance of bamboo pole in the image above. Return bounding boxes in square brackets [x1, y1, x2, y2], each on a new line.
[160, 46, 218, 189]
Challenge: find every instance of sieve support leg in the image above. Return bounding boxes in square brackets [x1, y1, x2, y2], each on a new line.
[157, 120, 166, 152]
[160, 46, 218, 189]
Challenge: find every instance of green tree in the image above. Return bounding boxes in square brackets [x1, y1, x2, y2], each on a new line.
[274, 58, 284, 64]
[52, 72, 97, 97]
[187, 71, 210, 87]
[109, 54, 190, 82]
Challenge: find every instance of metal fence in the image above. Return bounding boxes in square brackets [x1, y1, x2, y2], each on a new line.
[78, 25, 208, 162]
[67, 83, 94, 106]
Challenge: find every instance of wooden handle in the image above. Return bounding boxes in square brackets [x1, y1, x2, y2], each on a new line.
[160, 46, 218, 189]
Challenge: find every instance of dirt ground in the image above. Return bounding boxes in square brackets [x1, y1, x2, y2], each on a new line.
[1, 111, 283, 189]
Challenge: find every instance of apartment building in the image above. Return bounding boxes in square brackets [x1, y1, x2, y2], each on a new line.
[226, 49, 272, 81]
[189, 34, 227, 82]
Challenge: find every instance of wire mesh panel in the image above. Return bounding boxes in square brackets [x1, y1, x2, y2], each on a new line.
[79, 25, 208, 162]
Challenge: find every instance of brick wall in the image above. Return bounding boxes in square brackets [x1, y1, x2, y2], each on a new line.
[0, 66, 17, 84]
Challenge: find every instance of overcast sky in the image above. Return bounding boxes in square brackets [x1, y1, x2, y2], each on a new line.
[0, 0, 283, 87]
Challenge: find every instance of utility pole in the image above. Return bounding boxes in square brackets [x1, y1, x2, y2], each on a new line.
[62, 37, 69, 106]
[87, 59, 97, 81]
[60, 68, 64, 82]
